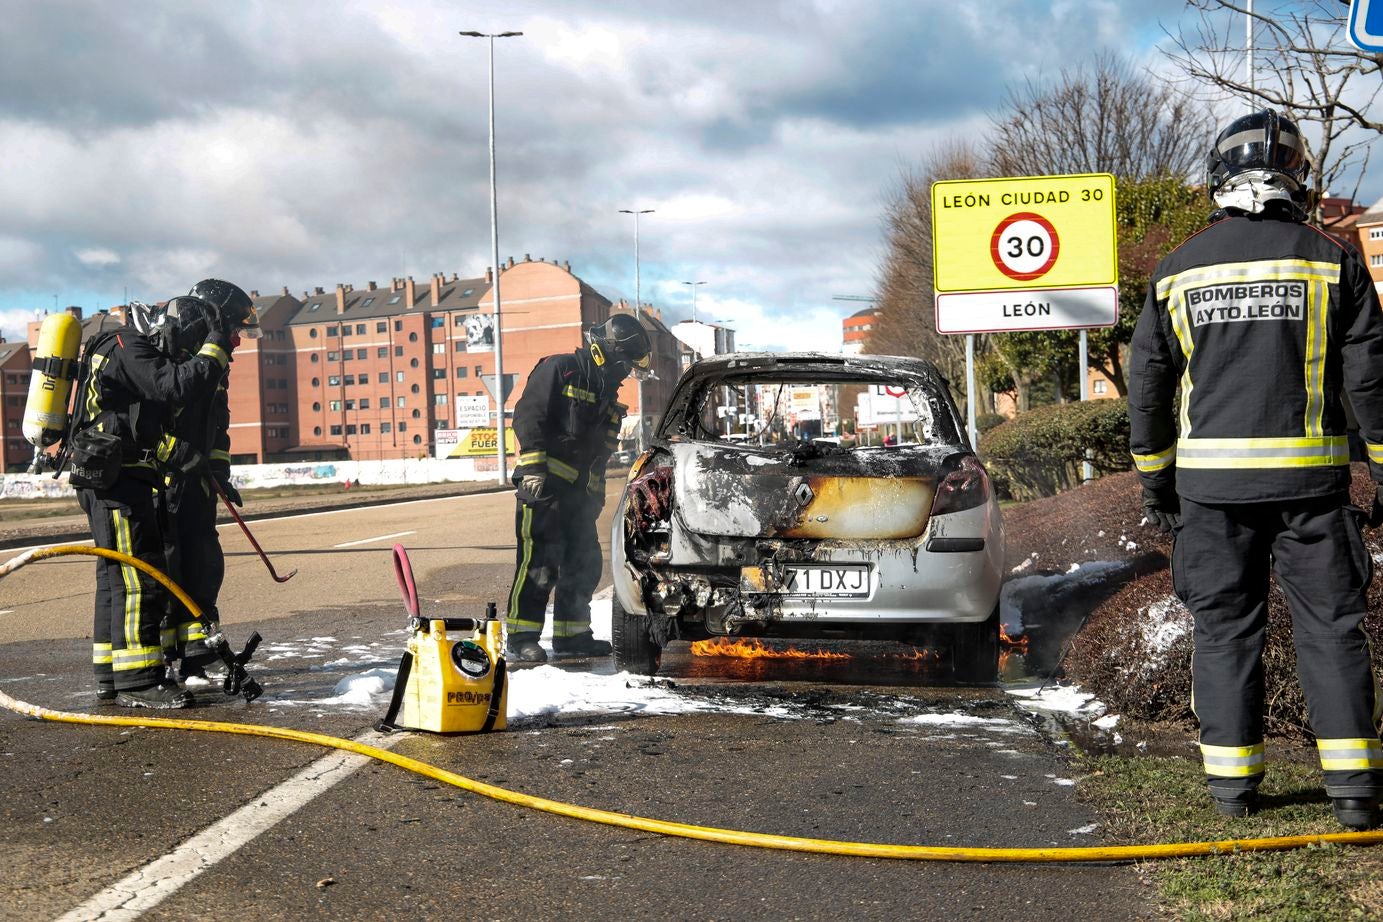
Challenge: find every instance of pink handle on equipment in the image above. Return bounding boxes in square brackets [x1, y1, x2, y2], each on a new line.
[392, 543, 420, 619]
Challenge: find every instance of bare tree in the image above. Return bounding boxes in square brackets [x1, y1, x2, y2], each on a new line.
[1165, 0, 1381, 217]
[867, 142, 987, 409]
[990, 53, 1212, 180]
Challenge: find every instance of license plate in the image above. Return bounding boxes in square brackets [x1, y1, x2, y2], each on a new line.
[776, 565, 871, 599]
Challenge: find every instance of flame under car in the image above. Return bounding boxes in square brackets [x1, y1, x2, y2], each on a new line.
[610, 353, 1005, 681]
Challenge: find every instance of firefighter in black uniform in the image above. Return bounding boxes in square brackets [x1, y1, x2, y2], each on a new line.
[505, 314, 650, 663]
[152, 282, 259, 681]
[1129, 110, 1383, 831]
[74, 286, 248, 708]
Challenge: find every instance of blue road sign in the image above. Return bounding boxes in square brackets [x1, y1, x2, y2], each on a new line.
[1349, 0, 1383, 53]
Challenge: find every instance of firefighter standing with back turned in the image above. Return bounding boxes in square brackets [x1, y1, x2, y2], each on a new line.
[70, 284, 248, 708]
[1129, 110, 1383, 831]
[505, 314, 651, 663]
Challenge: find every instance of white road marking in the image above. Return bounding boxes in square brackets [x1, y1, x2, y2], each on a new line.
[333, 530, 416, 548]
[55, 731, 398, 922]
[0, 610, 13, 615]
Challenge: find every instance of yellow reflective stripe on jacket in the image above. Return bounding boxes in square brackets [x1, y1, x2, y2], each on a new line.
[1176, 435, 1348, 469]
[156, 434, 178, 463]
[197, 342, 229, 367]
[587, 471, 604, 493]
[112, 508, 141, 652]
[92, 642, 113, 665]
[1132, 444, 1175, 473]
[112, 647, 165, 671]
[547, 457, 579, 483]
[518, 451, 547, 466]
[210, 449, 231, 463]
[1155, 259, 1342, 440]
[178, 621, 207, 644]
[83, 351, 109, 421]
[1367, 441, 1383, 465]
[1200, 742, 1265, 778]
[562, 385, 597, 403]
[1316, 738, 1383, 771]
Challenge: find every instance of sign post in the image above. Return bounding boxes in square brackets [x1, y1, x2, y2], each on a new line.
[931, 172, 1119, 449]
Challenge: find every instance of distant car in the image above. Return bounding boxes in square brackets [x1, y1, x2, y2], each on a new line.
[609, 352, 1005, 680]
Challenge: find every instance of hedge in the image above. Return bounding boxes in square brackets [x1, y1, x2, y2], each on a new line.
[979, 398, 1130, 501]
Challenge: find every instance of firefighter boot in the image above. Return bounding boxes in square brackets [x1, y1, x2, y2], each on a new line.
[1332, 798, 1379, 831]
[117, 682, 195, 710]
[96, 681, 117, 705]
[554, 633, 612, 658]
[507, 634, 548, 664]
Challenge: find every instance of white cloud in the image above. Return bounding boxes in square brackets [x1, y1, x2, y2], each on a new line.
[75, 248, 120, 267]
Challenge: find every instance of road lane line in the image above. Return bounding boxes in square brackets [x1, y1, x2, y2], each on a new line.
[55, 731, 398, 922]
[333, 530, 416, 548]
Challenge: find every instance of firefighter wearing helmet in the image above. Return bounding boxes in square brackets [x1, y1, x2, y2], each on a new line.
[505, 313, 651, 662]
[68, 280, 248, 708]
[1129, 110, 1383, 830]
[153, 280, 258, 684]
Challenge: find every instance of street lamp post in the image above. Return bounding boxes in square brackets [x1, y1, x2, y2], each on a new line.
[619, 208, 654, 450]
[461, 28, 522, 484]
[681, 280, 706, 323]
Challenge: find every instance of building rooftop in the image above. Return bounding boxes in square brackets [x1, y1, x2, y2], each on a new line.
[286, 276, 488, 326]
[1358, 195, 1383, 227]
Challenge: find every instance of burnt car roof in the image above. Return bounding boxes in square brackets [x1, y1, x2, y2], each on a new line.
[678, 351, 946, 383]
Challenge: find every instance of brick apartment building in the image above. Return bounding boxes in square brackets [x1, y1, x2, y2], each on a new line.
[841, 307, 879, 355]
[1357, 195, 1383, 296]
[2, 258, 680, 471]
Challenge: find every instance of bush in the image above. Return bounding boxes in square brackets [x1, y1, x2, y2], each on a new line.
[975, 412, 1008, 434]
[980, 398, 1129, 501]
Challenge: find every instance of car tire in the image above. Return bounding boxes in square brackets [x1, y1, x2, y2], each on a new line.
[951, 603, 1000, 684]
[611, 595, 662, 675]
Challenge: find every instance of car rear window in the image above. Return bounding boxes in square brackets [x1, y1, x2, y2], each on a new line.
[681, 375, 959, 449]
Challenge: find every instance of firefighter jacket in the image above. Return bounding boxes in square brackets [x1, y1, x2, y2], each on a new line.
[1129, 210, 1383, 503]
[77, 326, 231, 484]
[511, 348, 627, 497]
[162, 367, 232, 488]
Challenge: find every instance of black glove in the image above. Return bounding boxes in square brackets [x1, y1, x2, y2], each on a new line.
[1369, 484, 1383, 529]
[215, 471, 242, 507]
[168, 440, 206, 476]
[1142, 484, 1181, 533]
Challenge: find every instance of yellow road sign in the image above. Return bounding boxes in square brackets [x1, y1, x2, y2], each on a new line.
[931, 173, 1117, 293]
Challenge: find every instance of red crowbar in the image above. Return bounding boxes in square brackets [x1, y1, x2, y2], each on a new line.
[212, 479, 298, 582]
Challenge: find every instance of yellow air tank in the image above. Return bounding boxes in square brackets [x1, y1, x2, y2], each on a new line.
[379, 612, 508, 734]
[22, 313, 82, 449]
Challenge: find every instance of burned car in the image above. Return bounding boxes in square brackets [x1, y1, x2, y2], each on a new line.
[610, 353, 1004, 680]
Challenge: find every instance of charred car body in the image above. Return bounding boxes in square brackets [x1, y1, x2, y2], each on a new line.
[611, 353, 1004, 680]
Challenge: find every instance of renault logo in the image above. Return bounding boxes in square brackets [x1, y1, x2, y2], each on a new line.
[793, 482, 814, 506]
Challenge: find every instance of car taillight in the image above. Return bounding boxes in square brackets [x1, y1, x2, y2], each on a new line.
[929, 455, 990, 516]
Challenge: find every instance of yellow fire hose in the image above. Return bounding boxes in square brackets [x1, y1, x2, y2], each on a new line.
[3, 544, 1382, 863]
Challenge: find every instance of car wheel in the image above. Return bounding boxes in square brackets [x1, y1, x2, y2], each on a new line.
[951, 603, 999, 684]
[611, 595, 662, 675]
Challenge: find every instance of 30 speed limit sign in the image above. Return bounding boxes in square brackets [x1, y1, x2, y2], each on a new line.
[990, 212, 1059, 281]
[930, 173, 1118, 334]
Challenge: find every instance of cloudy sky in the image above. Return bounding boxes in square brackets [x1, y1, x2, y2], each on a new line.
[1, 0, 1377, 351]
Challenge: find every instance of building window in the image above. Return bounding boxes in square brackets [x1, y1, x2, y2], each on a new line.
[455, 341, 466, 352]
[1093, 379, 1108, 395]
[413, 435, 422, 445]
[1371, 227, 1383, 240]
[432, 343, 445, 354]
[312, 402, 321, 412]
[377, 347, 387, 358]
[345, 400, 355, 410]
[356, 348, 366, 359]
[1372, 253, 1383, 267]
[454, 315, 466, 327]
[462, 288, 474, 298]
[346, 424, 357, 435]
[394, 320, 402, 331]
[310, 353, 319, 363]
[340, 326, 351, 338]
[409, 332, 418, 342]
[381, 423, 392, 434]
[456, 367, 468, 378]
[329, 400, 341, 411]
[309, 302, 322, 312]
[410, 358, 419, 368]
[474, 365, 482, 376]
[432, 368, 445, 380]
[361, 423, 371, 435]
[327, 326, 338, 337]
[376, 321, 387, 333]
[314, 426, 322, 436]
[388, 295, 402, 305]
[399, 422, 407, 432]
[434, 394, 448, 405]
[410, 384, 420, 394]
[378, 373, 388, 383]
[412, 408, 421, 419]
[430, 317, 445, 328]
[360, 398, 370, 409]
[397, 396, 406, 408]
[344, 375, 355, 386]
[396, 371, 405, 382]
[327, 351, 340, 361]
[355, 323, 365, 334]
[395, 346, 404, 357]
[312, 377, 321, 387]
[341, 351, 351, 363]
[330, 425, 342, 436]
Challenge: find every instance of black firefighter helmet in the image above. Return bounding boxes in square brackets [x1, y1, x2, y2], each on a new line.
[588, 313, 652, 378]
[162, 279, 260, 354]
[1206, 109, 1311, 201]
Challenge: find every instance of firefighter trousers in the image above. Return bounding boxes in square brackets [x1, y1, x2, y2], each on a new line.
[79, 478, 170, 691]
[160, 475, 219, 661]
[1174, 495, 1383, 800]
[506, 491, 602, 645]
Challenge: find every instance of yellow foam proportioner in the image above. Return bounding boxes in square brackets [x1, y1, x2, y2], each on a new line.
[377, 544, 507, 734]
